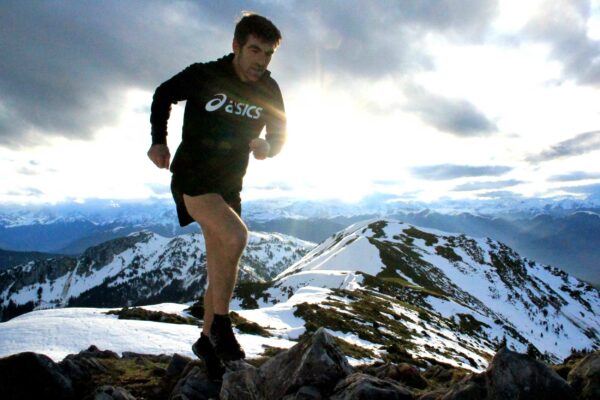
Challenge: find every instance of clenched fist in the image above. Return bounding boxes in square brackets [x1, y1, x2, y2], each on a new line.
[249, 138, 270, 160]
[147, 144, 171, 169]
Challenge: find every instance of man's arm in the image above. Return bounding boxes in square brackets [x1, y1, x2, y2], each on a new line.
[264, 80, 287, 158]
[148, 64, 200, 168]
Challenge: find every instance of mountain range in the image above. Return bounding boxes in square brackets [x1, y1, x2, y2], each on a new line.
[1, 197, 598, 287]
[0, 230, 314, 321]
[1, 218, 598, 372]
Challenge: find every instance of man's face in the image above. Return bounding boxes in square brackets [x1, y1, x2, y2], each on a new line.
[232, 34, 276, 82]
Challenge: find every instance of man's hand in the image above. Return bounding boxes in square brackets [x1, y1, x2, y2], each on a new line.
[147, 144, 171, 169]
[249, 138, 270, 160]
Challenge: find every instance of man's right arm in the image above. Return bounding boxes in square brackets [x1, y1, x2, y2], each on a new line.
[148, 64, 199, 168]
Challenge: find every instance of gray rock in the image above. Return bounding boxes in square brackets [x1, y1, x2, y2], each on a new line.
[170, 363, 221, 400]
[281, 385, 323, 400]
[0, 352, 75, 400]
[220, 363, 260, 400]
[567, 352, 600, 400]
[374, 363, 428, 389]
[486, 348, 576, 400]
[92, 385, 136, 400]
[330, 373, 414, 400]
[441, 372, 487, 400]
[256, 327, 353, 399]
[167, 353, 192, 377]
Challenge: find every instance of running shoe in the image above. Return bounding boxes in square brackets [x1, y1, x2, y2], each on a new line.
[210, 314, 246, 361]
[191, 333, 226, 381]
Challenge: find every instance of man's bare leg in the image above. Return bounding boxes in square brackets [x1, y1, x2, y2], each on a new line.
[184, 194, 247, 335]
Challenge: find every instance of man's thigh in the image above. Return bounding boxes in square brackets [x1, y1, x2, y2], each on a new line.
[183, 193, 245, 235]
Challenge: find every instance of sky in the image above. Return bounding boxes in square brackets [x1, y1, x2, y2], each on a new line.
[1, 0, 600, 204]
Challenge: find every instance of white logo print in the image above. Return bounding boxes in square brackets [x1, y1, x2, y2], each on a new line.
[205, 93, 262, 119]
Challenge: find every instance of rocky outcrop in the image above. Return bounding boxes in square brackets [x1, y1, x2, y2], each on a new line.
[567, 352, 600, 400]
[0, 332, 595, 400]
[436, 347, 576, 400]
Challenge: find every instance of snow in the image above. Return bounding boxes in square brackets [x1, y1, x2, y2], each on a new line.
[0, 305, 297, 362]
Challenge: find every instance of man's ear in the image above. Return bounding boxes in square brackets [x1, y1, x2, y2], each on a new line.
[232, 39, 240, 54]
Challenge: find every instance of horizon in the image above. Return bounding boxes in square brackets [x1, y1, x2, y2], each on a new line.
[2, 1, 600, 204]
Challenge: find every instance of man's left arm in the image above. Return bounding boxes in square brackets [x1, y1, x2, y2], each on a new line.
[264, 81, 287, 158]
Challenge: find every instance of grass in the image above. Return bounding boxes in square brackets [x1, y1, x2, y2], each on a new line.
[105, 307, 198, 325]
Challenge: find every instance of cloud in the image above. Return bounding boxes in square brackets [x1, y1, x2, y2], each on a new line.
[0, 1, 228, 149]
[247, 181, 293, 191]
[476, 190, 523, 199]
[403, 84, 497, 136]
[410, 164, 512, 180]
[522, 0, 600, 86]
[0, 1, 500, 149]
[526, 130, 600, 162]
[453, 179, 524, 191]
[548, 171, 600, 182]
[5, 188, 44, 197]
[146, 183, 171, 196]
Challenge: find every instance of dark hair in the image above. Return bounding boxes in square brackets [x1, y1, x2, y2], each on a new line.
[234, 12, 282, 47]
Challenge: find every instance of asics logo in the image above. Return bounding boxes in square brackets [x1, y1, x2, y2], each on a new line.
[205, 93, 262, 119]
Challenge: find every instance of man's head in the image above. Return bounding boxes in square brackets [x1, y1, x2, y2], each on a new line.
[232, 13, 282, 83]
[234, 12, 282, 48]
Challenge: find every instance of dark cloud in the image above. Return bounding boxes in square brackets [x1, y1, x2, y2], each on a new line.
[548, 171, 600, 182]
[522, 1, 600, 86]
[526, 130, 600, 162]
[411, 164, 512, 180]
[0, 1, 229, 148]
[403, 84, 497, 136]
[453, 179, 523, 191]
[0, 0, 499, 149]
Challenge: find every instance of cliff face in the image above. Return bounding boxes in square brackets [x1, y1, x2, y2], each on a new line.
[0, 329, 596, 400]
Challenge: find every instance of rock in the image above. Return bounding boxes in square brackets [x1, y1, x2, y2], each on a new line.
[170, 362, 221, 400]
[281, 385, 323, 400]
[486, 348, 576, 400]
[167, 353, 192, 377]
[256, 327, 354, 399]
[0, 352, 75, 400]
[567, 352, 600, 400]
[220, 363, 260, 400]
[330, 373, 414, 400]
[79, 345, 120, 359]
[374, 363, 428, 389]
[440, 372, 487, 400]
[422, 365, 453, 383]
[91, 385, 136, 400]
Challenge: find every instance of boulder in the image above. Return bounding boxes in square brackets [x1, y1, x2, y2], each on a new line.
[486, 348, 576, 400]
[256, 327, 354, 399]
[330, 373, 414, 400]
[91, 385, 136, 400]
[220, 363, 260, 400]
[167, 353, 192, 378]
[170, 362, 221, 400]
[374, 363, 428, 389]
[440, 372, 487, 400]
[281, 385, 323, 400]
[0, 352, 75, 400]
[221, 328, 353, 399]
[567, 352, 600, 400]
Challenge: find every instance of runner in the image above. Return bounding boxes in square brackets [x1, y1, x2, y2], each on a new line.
[147, 12, 286, 377]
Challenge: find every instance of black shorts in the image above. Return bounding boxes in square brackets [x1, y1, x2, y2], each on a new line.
[171, 173, 242, 227]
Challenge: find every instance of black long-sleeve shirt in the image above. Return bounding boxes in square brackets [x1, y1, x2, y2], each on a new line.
[150, 53, 286, 178]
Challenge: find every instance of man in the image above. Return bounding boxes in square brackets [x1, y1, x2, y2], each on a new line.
[147, 13, 286, 374]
